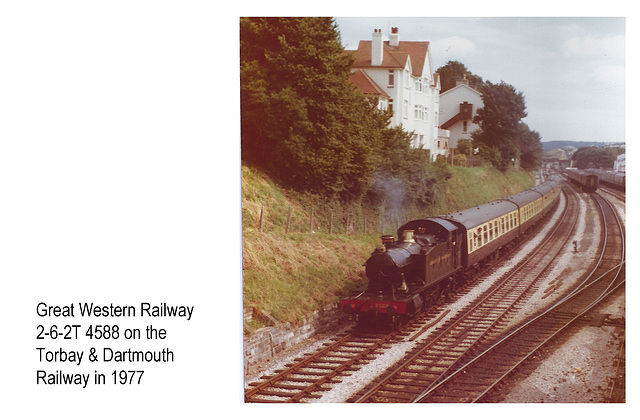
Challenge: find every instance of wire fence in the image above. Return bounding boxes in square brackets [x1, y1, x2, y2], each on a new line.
[250, 203, 409, 236]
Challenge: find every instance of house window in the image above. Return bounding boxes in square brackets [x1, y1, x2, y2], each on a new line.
[388, 99, 393, 114]
[388, 70, 394, 87]
[463, 120, 468, 132]
[415, 78, 423, 92]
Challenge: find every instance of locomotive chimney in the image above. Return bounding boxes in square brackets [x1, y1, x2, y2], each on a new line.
[381, 235, 394, 246]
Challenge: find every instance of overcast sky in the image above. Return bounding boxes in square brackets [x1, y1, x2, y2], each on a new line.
[334, 17, 625, 144]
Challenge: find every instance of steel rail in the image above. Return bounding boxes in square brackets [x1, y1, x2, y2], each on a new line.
[352, 188, 578, 403]
[410, 191, 625, 403]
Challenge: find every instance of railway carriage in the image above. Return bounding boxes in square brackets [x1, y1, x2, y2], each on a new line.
[442, 199, 519, 268]
[566, 169, 599, 192]
[590, 169, 625, 191]
[341, 178, 563, 329]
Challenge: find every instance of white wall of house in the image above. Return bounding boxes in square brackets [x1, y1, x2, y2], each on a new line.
[360, 64, 442, 157]
[350, 29, 444, 160]
[439, 83, 482, 149]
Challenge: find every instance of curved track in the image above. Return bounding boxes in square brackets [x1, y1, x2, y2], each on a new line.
[348, 187, 580, 403]
[245, 184, 624, 403]
[409, 190, 625, 403]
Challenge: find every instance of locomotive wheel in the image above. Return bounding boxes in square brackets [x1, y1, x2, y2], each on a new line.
[423, 295, 434, 311]
[391, 315, 401, 331]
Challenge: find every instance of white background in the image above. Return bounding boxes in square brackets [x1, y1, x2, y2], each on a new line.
[0, 1, 240, 418]
[0, 1, 636, 419]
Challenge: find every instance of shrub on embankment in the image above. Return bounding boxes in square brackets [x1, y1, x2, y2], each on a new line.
[242, 164, 534, 330]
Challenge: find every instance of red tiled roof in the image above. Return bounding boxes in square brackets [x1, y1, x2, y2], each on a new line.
[350, 40, 430, 77]
[349, 69, 390, 98]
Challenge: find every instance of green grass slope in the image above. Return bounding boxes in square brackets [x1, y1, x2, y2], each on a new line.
[242, 164, 534, 329]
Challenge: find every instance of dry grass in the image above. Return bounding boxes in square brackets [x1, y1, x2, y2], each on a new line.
[243, 230, 377, 325]
[242, 164, 534, 327]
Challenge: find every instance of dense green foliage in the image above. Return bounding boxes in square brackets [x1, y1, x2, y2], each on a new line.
[572, 146, 625, 169]
[517, 122, 543, 171]
[241, 17, 449, 209]
[437, 62, 543, 172]
[470, 81, 543, 172]
[437, 60, 485, 92]
[243, 164, 534, 327]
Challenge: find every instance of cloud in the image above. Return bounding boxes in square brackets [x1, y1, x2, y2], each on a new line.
[589, 65, 625, 86]
[431, 36, 478, 61]
[562, 35, 624, 60]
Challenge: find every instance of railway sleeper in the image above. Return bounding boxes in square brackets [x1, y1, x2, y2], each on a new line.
[244, 396, 285, 403]
[376, 389, 422, 400]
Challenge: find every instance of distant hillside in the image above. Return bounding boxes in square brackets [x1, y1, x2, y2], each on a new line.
[543, 149, 569, 160]
[542, 141, 609, 153]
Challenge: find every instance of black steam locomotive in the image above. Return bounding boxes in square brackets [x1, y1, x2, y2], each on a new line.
[341, 177, 563, 329]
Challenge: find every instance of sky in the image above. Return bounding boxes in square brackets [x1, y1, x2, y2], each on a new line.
[334, 17, 626, 144]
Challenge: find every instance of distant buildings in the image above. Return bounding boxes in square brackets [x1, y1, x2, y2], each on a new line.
[614, 153, 625, 172]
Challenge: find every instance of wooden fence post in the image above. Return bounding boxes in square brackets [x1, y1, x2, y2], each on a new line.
[330, 211, 334, 234]
[310, 208, 314, 233]
[259, 205, 264, 232]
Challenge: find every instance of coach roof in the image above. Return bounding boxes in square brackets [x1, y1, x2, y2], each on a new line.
[442, 199, 519, 230]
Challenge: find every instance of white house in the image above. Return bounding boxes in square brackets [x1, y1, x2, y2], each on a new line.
[439, 77, 483, 150]
[347, 28, 446, 159]
[614, 153, 625, 172]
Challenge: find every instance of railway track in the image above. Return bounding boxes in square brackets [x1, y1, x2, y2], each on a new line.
[244, 190, 568, 403]
[244, 330, 392, 402]
[347, 187, 581, 403]
[244, 184, 624, 403]
[407, 191, 625, 403]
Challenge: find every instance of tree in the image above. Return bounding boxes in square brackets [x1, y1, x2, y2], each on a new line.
[472, 81, 528, 171]
[517, 123, 543, 171]
[241, 17, 391, 199]
[572, 146, 625, 169]
[436, 61, 484, 93]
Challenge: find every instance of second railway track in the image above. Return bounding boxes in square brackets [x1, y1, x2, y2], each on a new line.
[244, 182, 624, 403]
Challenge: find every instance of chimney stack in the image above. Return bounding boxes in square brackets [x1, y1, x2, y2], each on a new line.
[456, 75, 470, 86]
[372, 29, 383, 66]
[390, 27, 399, 47]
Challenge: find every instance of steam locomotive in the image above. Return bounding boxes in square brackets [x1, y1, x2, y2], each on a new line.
[341, 177, 563, 329]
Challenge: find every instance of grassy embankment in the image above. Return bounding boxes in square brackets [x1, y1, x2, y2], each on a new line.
[242, 164, 534, 330]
